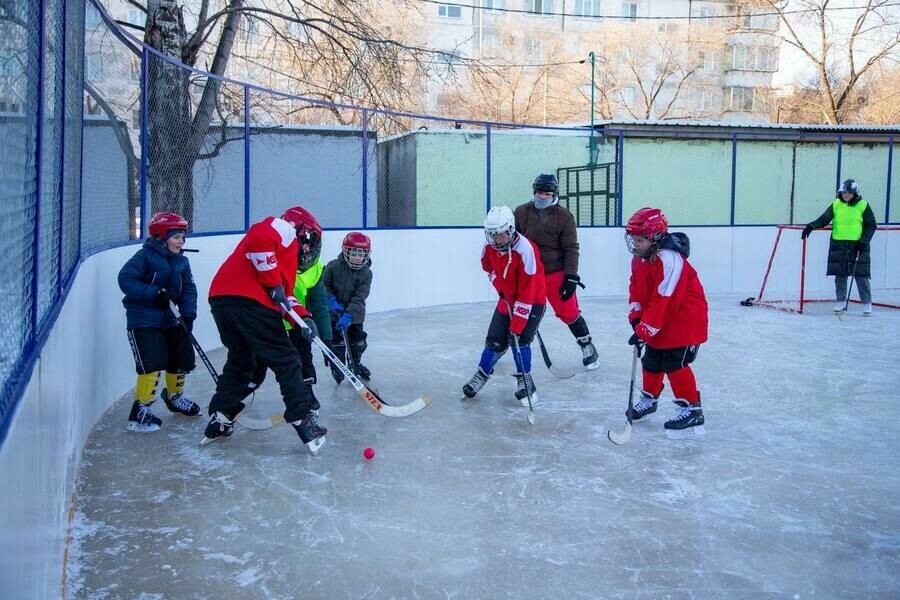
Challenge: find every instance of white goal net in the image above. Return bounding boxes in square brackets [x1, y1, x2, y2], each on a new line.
[744, 224, 900, 314]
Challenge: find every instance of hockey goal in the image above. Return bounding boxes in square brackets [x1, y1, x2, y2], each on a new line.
[743, 224, 900, 314]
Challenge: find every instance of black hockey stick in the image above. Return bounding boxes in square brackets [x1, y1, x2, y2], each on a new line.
[838, 248, 861, 321]
[503, 299, 535, 426]
[168, 301, 283, 430]
[284, 306, 430, 417]
[607, 344, 640, 446]
[534, 330, 576, 379]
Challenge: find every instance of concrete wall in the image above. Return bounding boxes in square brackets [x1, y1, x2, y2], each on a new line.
[1, 225, 898, 598]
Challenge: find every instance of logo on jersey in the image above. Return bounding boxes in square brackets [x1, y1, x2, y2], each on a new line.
[246, 251, 277, 271]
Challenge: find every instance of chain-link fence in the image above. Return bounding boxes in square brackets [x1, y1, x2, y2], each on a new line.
[1, 0, 898, 448]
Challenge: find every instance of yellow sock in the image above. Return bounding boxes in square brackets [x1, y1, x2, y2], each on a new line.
[165, 372, 186, 396]
[135, 372, 160, 405]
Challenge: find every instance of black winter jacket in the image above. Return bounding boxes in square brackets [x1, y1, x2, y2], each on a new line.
[323, 254, 372, 325]
[807, 197, 877, 278]
[118, 238, 198, 329]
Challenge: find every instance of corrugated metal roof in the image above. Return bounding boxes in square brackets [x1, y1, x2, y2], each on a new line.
[567, 119, 900, 134]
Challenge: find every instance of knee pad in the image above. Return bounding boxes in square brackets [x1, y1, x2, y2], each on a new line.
[567, 315, 590, 339]
[485, 338, 509, 354]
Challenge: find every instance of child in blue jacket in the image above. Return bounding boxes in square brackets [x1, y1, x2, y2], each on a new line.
[118, 212, 199, 431]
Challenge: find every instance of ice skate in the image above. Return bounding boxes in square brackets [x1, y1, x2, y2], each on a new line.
[863, 303, 872, 316]
[161, 388, 200, 416]
[292, 415, 327, 455]
[514, 372, 538, 407]
[664, 399, 705, 439]
[127, 400, 162, 432]
[462, 367, 490, 398]
[577, 336, 600, 370]
[327, 358, 345, 384]
[630, 390, 659, 423]
[353, 361, 371, 380]
[833, 301, 845, 313]
[200, 412, 234, 445]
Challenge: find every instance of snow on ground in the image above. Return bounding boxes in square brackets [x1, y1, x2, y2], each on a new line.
[67, 294, 900, 599]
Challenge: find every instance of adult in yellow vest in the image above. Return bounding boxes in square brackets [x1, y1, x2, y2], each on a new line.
[801, 179, 877, 315]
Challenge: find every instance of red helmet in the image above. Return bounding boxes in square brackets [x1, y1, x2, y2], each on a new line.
[148, 212, 188, 239]
[625, 207, 668, 238]
[282, 206, 323, 270]
[342, 232, 371, 270]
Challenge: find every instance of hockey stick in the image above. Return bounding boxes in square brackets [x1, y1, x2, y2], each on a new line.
[502, 300, 535, 426]
[607, 344, 640, 446]
[534, 330, 576, 379]
[168, 301, 284, 431]
[283, 306, 430, 417]
[838, 248, 861, 321]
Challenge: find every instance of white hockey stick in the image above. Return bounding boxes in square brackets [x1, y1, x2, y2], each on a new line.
[535, 330, 576, 379]
[284, 306, 431, 417]
[168, 301, 283, 430]
[607, 345, 640, 446]
[838, 248, 861, 321]
[502, 299, 535, 426]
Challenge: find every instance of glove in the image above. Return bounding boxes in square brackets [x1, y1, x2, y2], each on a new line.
[266, 284, 288, 308]
[153, 288, 170, 309]
[856, 241, 869, 253]
[326, 295, 344, 314]
[559, 273, 585, 301]
[628, 332, 645, 356]
[336, 312, 352, 331]
[182, 316, 195, 334]
[801, 225, 814, 240]
[629, 318, 641, 331]
[300, 317, 318, 342]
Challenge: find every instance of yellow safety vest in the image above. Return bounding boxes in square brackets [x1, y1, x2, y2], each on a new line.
[283, 259, 325, 330]
[831, 199, 867, 241]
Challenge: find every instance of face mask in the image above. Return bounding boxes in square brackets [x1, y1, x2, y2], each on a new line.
[533, 195, 555, 209]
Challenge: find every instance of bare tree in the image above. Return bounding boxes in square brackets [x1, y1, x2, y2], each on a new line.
[99, 0, 446, 225]
[754, 0, 900, 124]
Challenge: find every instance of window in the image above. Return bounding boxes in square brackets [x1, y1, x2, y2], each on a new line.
[483, 0, 504, 10]
[620, 86, 636, 106]
[480, 29, 500, 51]
[575, 0, 601, 18]
[697, 90, 713, 112]
[726, 87, 755, 111]
[698, 7, 712, 19]
[658, 21, 677, 32]
[528, 0, 552, 15]
[126, 9, 145, 28]
[524, 38, 545, 57]
[698, 50, 717, 72]
[728, 45, 779, 71]
[621, 2, 637, 22]
[86, 54, 102, 80]
[438, 4, 462, 18]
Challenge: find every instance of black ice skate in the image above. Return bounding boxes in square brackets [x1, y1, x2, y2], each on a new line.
[328, 358, 345, 384]
[577, 336, 600, 370]
[663, 399, 705, 439]
[161, 388, 201, 416]
[514, 372, 538, 407]
[127, 400, 162, 432]
[200, 412, 235, 446]
[353, 362, 371, 380]
[462, 367, 490, 398]
[304, 379, 321, 412]
[630, 390, 659, 423]
[292, 415, 327, 455]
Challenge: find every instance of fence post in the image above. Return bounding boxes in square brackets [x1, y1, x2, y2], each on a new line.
[730, 133, 737, 226]
[139, 46, 149, 237]
[57, 0, 68, 297]
[31, 0, 46, 346]
[835, 134, 843, 193]
[485, 124, 492, 213]
[886, 136, 894, 224]
[243, 85, 250, 230]
[616, 130, 624, 225]
[362, 108, 368, 228]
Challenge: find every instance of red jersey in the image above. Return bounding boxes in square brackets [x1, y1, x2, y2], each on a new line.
[481, 235, 546, 334]
[209, 216, 300, 313]
[628, 247, 708, 349]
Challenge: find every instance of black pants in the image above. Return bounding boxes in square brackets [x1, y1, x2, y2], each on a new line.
[642, 344, 700, 373]
[331, 322, 367, 364]
[209, 300, 311, 422]
[485, 304, 545, 351]
[127, 326, 195, 374]
[288, 327, 317, 383]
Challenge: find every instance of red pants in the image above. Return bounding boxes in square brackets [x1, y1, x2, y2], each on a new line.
[544, 270, 581, 324]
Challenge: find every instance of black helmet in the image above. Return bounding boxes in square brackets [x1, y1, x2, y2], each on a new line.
[532, 173, 559, 195]
[837, 179, 860, 199]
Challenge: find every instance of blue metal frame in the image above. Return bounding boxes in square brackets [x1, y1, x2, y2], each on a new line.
[730, 133, 738, 226]
[362, 109, 369, 228]
[57, 0, 67, 297]
[835, 134, 843, 192]
[139, 46, 149, 237]
[886, 137, 894, 224]
[32, 0, 46, 354]
[615, 131, 624, 225]
[243, 85, 250, 230]
[486, 124, 492, 212]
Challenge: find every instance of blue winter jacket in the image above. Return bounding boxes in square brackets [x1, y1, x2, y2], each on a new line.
[118, 238, 198, 329]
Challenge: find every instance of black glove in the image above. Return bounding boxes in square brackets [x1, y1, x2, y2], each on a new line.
[559, 273, 585, 301]
[153, 288, 170, 309]
[182, 316, 195, 334]
[856, 241, 869, 253]
[801, 225, 814, 240]
[265, 284, 288, 309]
[300, 317, 318, 342]
[630, 318, 641, 331]
[628, 332, 645, 356]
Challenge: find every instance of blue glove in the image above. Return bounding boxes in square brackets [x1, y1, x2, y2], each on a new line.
[326, 295, 344, 313]
[336, 312, 352, 331]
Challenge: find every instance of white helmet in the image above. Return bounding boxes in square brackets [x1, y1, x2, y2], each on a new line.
[484, 205, 516, 251]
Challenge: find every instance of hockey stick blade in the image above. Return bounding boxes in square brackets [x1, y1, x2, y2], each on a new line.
[236, 413, 285, 430]
[608, 346, 639, 445]
[607, 423, 632, 445]
[535, 331, 576, 379]
[285, 307, 431, 418]
[549, 365, 576, 379]
[740, 297, 755, 307]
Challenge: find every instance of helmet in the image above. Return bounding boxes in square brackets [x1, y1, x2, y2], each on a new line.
[532, 173, 559, 196]
[148, 212, 188, 239]
[342, 232, 371, 270]
[484, 205, 517, 251]
[625, 207, 668, 257]
[281, 206, 323, 270]
[837, 179, 860, 200]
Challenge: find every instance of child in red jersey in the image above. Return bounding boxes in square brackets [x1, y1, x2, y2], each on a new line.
[462, 205, 547, 406]
[625, 207, 708, 439]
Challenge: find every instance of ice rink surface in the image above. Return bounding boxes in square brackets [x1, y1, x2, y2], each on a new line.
[67, 294, 900, 599]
